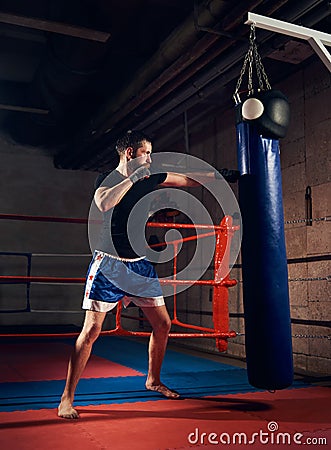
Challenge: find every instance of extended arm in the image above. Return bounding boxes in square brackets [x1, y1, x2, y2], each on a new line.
[160, 172, 201, 187]
[160, 168, 240, 187]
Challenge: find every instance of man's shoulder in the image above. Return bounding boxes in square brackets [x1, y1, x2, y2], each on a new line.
[94, 170, 124, 190]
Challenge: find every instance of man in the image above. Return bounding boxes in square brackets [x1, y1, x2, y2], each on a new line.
[58, 130, 238, 419]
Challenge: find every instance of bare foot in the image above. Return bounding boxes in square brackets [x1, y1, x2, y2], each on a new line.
[58, 399, 80, 419]
[146, 382, 180, 399]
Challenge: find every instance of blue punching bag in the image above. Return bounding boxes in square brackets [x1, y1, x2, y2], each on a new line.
[236, 106, 293, 390]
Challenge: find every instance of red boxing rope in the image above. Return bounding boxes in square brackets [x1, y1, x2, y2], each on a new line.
[0, 213, 239, 351]
[0, 213, 87, 224]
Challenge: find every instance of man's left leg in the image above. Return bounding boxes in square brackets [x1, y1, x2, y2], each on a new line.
[140, 304, 180, 398]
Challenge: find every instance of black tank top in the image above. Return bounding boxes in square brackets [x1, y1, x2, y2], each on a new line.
[96, 170, 167, 258]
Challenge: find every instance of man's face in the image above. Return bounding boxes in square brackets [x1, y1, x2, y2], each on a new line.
[125, 139, 152, 174]
[133, 140, 152, 165]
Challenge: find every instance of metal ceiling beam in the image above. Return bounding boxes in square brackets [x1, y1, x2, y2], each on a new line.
[0, 12, 110, 42]
[245, 12, 331, 71]
[0, 104, 48, 114]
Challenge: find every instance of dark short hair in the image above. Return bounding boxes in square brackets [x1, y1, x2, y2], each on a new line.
[115, 130, 152, 155]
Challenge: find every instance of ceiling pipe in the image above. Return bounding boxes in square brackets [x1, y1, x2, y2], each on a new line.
[93, 1, 290, 144]
[133, 0, 278, 118]
[84, 0, 230, 133]
[60, 2, 270, 169]
[121, 0, 326, 129]
[92, 1, 330, 170]
[58, 0, 327, 169]
[142, 4, 331, 142]
[99, 0, 287, 129]
[99, 0, 264, 128]
[55, 0, 265, 167]
[129, 0, 329, 132]
[118, 0, 327, 131]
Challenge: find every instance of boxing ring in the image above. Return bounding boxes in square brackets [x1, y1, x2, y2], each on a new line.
[0, 212, 239, 352]
[0, 207, 330, 450]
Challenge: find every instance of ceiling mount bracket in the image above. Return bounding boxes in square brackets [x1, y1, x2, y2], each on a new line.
[245, 12, 331, 72]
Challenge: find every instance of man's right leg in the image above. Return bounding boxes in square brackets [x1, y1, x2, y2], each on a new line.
[58, 310, 106, 419]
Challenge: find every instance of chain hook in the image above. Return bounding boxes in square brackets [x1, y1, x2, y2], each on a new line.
[234, 23, 271, 101]
[249, 22, 256, 46]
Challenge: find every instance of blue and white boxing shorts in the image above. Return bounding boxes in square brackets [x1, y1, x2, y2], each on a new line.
[82, 250, 165, 312]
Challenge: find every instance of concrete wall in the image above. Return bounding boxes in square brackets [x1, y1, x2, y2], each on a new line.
[158, 59, 330, 376]
[0, 135, 96, 330]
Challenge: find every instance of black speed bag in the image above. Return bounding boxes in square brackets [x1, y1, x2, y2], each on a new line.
[242, 89, 290, 139]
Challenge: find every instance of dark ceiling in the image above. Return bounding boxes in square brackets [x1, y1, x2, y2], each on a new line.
[0, 0, 330, 171]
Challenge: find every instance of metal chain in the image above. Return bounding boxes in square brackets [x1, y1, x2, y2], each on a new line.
[285, 216, 330, 225]
[235, 25, 256, 95]
[234, 44, 252, 95]
[289, 276, 330, 282]
[234, 332, 331, 340]
[238, 277, 330, 283]
[253, 37, 271, 91]
[234, 24, 271, 97]
[293, 334, 331, 340]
